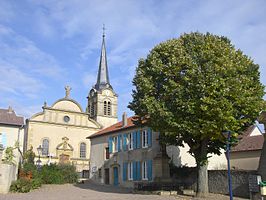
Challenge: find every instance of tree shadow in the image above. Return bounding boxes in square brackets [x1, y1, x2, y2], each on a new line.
[74, 180, 133, 194]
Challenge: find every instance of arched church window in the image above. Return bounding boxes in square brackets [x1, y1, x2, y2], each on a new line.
[42, 139, 49, 156]
[104, 101, 107, 115]
[108, 102, 111, 116]
[91, 103, 94, 116]
[80, 143, 86, 158]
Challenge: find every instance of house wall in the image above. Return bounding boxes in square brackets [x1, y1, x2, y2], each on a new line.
[89, 127, 162, 187]
[231, 150, 261, 170]
[0, 125, 24, 170]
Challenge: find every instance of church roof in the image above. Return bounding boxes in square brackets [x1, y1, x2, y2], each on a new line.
[0, 107, 24, 126]
[94, 30, 113, 91]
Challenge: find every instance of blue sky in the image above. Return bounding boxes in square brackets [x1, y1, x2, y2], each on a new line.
[0, 0, 266, 122]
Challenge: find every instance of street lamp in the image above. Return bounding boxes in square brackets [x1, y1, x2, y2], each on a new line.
[223, 130, 233, 200]
[36, 145, 43, 170]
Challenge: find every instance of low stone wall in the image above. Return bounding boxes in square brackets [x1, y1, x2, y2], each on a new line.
[208, 170, 257, 198]
[0, 164, 17, 194]
[0, 148, 17, 194]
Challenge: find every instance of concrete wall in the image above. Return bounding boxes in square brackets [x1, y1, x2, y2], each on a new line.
[0, 149, 17, 194]
[167, 144, 227, 170]
[0, 164, 16, 194]
[231, 150, 261, 170]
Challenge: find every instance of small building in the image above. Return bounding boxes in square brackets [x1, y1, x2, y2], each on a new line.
[0, 106, 24, 165]
[230, 125, 264, 170]
[0, 106, 24, 194]
[88, 113, 170, 187]
[258, 111, 266, 180]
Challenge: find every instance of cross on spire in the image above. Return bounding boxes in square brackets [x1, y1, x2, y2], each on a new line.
[102, 24, 106, 38]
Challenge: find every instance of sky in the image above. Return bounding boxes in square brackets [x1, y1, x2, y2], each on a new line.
[0, 0, 266, 123]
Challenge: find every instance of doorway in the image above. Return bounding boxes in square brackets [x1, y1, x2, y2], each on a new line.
[113, 167, 118, 186]
[104, 168, 109, 184]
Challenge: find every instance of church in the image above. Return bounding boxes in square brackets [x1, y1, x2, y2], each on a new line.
[24, 32, 118, 177]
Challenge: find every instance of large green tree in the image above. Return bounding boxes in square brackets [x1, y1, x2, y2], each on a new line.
[129, 32, 265, 197]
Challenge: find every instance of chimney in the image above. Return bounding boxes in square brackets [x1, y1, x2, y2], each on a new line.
[122, 112, 127, 127]
[8, 106, 13, 113]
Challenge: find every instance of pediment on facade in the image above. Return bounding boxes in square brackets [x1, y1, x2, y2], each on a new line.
[51, 98, 83, 112]
[56, 137, 74, 151]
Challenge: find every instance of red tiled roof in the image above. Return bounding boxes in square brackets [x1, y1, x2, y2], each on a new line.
[88, 116, 138, 139]
[0, 108, 24, 126]
[231, 125, 264, 152]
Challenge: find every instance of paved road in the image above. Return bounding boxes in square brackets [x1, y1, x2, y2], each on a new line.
[0, 181, 248, 200]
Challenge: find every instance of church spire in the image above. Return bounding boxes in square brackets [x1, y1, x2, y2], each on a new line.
[95, 24, 112, 91]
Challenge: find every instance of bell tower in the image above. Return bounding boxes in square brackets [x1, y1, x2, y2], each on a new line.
[87, 27, 118, 128]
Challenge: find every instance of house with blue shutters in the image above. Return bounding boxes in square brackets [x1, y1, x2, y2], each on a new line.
[88, 113, 170, 187]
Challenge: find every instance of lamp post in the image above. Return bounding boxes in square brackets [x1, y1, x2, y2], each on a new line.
[36, 145, 43, 170]
[223, 131, 233, 200]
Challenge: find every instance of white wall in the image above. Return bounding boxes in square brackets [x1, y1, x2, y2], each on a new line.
[167, 143, 227, 170]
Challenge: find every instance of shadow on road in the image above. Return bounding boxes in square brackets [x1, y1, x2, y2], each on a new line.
[74, 180, 133, 194]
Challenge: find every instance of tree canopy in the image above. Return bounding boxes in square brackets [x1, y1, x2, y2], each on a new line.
[129, 32, 265, 196]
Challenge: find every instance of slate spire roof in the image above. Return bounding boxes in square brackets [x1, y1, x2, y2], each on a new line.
[95, 26, 112, 91]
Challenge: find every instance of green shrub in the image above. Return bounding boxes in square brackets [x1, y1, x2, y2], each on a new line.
[40, 164, 64, 184]
[31, 178, 42, 189]
[10, 179, 32, 193]
[59, 164, 78, 183]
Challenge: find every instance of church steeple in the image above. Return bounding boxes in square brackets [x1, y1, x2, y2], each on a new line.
[95, 25, 112, 91]
[87, 25, 118, 128]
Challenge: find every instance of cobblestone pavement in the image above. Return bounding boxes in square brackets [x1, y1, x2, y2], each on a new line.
[0, 181, 248, 200]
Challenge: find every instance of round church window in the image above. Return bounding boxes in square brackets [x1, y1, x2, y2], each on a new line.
[64, 116, 70, 123]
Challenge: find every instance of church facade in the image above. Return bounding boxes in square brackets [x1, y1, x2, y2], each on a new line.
[24, 32, 118, 177]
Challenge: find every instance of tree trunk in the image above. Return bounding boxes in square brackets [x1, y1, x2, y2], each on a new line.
[196, 162, 208, 197]
[195, 138, 209, 197]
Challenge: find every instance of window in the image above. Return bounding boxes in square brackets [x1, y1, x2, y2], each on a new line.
[91, 103, 95, 116]
[104, 101, 107, 115]
[105, 147, 110, 159]
[99, 168, 102, 178]
[80, 143, 86, 158]
[107, 102, 111, 115]
[113, 136, 118, 152]
[128, 162, 133, 180]
[42, 139, 49, 156]
[142, 161, 148, 180]
[128, 133, 133, 150]
[142, 130, 148, 148]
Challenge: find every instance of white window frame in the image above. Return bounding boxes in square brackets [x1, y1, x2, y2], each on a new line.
[142, 161, 148, 180]
[128, 133, 133, 150]
[128, 162, 133, 180]
[142, 130, 148, 148]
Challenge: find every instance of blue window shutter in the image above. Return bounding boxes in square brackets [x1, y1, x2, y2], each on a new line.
[123, 134, 127, 151]
[123, 162, 128, 181]
[148, 128, 152, 147]
[133, 131, 137, 149]
[137, 130, 141, 149]
[137, 161, 141, 181]
[118, 135, 121, 152]
[2, 133, 7, 148]
[148, 160, 153, 181]
[108, 137, 113, 153]
[133, 161, 137, 181]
